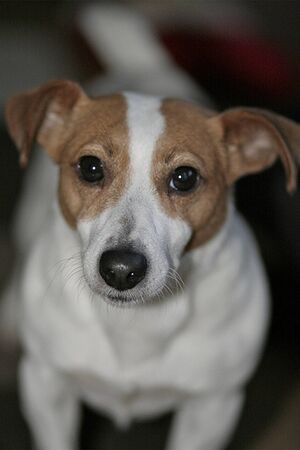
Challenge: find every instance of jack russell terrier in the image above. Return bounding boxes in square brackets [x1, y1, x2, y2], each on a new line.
[5, 79, 300, 450]
[3, 6, 300, 450]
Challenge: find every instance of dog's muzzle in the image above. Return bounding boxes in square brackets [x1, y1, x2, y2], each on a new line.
[99, 248, 147, 291]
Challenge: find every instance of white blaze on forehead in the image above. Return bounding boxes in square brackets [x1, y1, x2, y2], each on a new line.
[124, 92, 164, 186]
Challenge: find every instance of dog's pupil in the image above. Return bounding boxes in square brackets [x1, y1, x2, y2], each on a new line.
[78, 156, 104, 183]
[171, 166, 198, 191]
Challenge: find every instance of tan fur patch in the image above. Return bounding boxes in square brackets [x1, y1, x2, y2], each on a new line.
[57, 94, 129, 227]
[153, 99, 229, 250]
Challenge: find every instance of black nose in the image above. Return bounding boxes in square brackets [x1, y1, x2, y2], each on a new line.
[99, 249, 147, 291]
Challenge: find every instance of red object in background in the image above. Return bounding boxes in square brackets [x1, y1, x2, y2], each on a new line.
[160, 29, 299, 101]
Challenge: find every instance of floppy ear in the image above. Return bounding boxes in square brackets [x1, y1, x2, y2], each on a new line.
[5, 80, 86, 167]
[209, 108, 300, 192]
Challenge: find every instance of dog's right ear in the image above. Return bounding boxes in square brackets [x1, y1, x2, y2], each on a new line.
[5, 80, 86, 167]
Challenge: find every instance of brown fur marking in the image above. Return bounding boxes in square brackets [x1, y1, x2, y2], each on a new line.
[57, 94, 129, 227]
[153, 99, 229, 250]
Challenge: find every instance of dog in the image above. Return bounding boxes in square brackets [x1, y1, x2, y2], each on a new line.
[4, 77, 300, 450]
[3, 5, 300, 450]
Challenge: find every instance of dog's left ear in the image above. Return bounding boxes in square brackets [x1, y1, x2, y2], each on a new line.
[5, 80, 86, 167]
[209, 108, 300, 192]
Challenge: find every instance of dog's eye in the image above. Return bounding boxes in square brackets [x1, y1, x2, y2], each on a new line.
[169, 166, 199, 192]
[77, 156, 104, 183]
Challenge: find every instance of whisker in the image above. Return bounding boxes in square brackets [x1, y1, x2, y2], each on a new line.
[167, 268, 185, 294]
[41, 251, 83, 302]
[169, 267, 185, 289]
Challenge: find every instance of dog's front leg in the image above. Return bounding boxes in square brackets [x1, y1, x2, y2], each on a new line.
[166, 390, 244, 450]
[20, 356, 80, 450]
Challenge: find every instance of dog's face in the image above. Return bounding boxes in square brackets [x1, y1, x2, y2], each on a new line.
[61, 93, 229, 303]
[5, 81, 299, 305]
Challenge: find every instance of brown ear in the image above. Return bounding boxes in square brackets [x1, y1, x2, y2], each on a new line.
[5, 80, 86, 167]
[209, 108, 300, 193]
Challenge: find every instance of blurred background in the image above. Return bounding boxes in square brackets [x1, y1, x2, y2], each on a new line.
[0, 1, 300, 449]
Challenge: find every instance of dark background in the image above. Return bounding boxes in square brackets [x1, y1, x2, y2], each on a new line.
[0, 1, 299, 449]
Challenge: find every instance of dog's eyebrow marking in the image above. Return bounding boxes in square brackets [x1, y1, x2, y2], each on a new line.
[83, 143, 114, 158]
[164, 149, 176, 164]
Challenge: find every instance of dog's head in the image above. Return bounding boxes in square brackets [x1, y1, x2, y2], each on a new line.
[5, 80, 300, 305]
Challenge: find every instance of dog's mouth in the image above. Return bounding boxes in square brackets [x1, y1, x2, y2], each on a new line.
[103, 290, 157, 307]
[103, 295, 159, 308]
[105, 294, 132, 304]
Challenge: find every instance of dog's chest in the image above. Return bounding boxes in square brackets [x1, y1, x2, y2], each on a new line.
[22, 269, 195, 382]
[21, 266, 198, 421]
